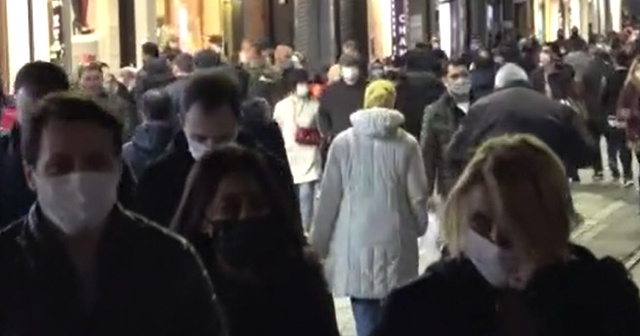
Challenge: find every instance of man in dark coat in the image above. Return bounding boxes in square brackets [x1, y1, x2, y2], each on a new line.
[447, 64, 593, 182]
[420, 58, 472, 199]
[581, 48, 613, 179]
[0, 93, 224, 335]
[133, 71, 297, 229]
[164, 52, 194, 117]
[122, 89, 175, 182]
[395, 49, 446, 139]
[318, 55, 367, 140]
[470, 50, 496, 103]
[240, 97, 288, 164]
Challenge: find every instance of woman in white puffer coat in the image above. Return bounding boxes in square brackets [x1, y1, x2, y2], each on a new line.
[310, 79, 429, 336]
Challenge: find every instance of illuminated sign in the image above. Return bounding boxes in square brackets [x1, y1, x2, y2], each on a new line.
[49, 0, 64, 63]
[391, 0, 408, 56]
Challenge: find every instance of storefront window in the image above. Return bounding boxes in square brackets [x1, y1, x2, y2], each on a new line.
[155, 0, 225, 53]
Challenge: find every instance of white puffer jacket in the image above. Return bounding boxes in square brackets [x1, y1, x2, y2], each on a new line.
[310, 107, 429, 299]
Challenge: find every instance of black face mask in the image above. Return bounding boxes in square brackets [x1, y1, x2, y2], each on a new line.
[211, 214, 281, 269]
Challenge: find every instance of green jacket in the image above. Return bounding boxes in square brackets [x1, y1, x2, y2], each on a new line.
[419, 94, 467, 197]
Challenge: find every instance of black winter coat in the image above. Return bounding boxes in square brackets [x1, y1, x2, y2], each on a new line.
[208, 250, 340, 336]
[395, 71, 446, 139]
[447, 84, 594, 179]
[133, 130, 297, 228]
[0, 205, 225, 336]
[122, 122, 175, 182]
[318, 80, 367, 138]
[375, 245, 640, 336]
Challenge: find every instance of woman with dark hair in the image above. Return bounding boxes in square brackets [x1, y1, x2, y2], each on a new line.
[171, 144, 339, 336]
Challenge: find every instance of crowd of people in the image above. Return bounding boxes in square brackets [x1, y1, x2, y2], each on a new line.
[1, 27, 640, 335]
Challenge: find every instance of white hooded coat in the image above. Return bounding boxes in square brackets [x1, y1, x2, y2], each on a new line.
[311, 107, 429, 299]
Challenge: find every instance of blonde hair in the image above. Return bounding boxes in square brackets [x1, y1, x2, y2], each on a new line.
[327, 64, 342, 84]
[443, 134, 571, 261]
[626, 58, 640, 90]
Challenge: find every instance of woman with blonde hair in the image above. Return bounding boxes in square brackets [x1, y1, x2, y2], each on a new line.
[374, 134, 640, 336]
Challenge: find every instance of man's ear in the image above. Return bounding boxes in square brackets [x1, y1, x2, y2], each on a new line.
[22, 160, 37, 191]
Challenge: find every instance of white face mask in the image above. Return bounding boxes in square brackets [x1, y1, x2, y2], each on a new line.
[238, 52, 248, 64]
[341, 67, 359, 83]
[35, 172, 119, 235]
[448, 78, 472, 97]
[295, 83, 310, 97]
[187, 139, 210, 161]
[463, 229, 512, 288]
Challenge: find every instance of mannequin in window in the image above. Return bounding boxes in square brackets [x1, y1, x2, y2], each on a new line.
[71, 0, 94, 34]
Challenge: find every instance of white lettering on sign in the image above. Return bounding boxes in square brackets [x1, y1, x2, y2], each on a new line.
[49, 0, 64, 62]
[391, 0, 408, 56]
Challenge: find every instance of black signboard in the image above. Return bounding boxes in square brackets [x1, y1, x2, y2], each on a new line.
[391, 0, 408, 56]
[49, 0, 64, 64]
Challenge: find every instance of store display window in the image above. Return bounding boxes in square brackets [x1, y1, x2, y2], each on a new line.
[155, 0, 225, 53]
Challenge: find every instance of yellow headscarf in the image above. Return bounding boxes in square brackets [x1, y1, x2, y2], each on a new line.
[363, 79, 397, 109]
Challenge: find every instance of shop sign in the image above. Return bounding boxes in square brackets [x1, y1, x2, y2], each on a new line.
[49, 0, 64, 64]
[391, 0, 408, 56]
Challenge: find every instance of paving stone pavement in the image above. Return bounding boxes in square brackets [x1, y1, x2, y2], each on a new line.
[332, 168, 640, 336]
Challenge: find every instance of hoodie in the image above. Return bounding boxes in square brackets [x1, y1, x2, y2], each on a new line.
[122, 122, 175, 181]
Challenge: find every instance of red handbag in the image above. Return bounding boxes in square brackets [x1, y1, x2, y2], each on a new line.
[295, 126, 322, 145]
[293, 100, 322, 146]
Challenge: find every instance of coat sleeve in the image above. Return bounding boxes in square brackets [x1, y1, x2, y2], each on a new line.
[317, 91, 333, 138]
[117, 162, 136, 209]
[310, 137, 344, 258]
[175, 244, 228, 336]
[272, 99, 286, 129]
[420, 106, 439, 197]
[406, 139, 429, 237]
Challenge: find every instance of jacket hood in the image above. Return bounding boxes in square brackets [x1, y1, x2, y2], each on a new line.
[241, 97, 272, 123]
[131, 122, 175, 153]
[350, 107, 405, 137]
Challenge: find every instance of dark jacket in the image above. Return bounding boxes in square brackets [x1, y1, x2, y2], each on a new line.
[470, 67, 496, 103]
[531, 63, 575, 100]
[241, 97, 288, 165]
[0, 126, 137, 228]
[209, 250, 339, 336]
[602, 67, 628, 117]
[375, 245, 640, 336]
[134, 130, 297, 228]
[420, 94, 466, 197]
[133, 58, 176, 104]
[0, 205, 225, 335]
[395, 71, 446, 139]
[447, 84, 594, 179]
[318, 80, 367, 138]
[164, 76, 191, 116]
[122, 122, 175, 182]
[582, 58, 612, 130]
[94, 92, 138, 140]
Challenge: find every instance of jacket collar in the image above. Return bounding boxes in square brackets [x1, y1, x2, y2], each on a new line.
[25, 204, 127, 246]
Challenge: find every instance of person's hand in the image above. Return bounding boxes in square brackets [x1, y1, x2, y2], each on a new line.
[619, 108, 631, 119]
[427, 195, 442, 212]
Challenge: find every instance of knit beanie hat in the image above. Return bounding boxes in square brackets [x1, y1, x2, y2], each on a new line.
[363, 79, 396, 109]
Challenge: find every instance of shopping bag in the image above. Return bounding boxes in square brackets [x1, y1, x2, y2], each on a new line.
[418, 211, 442, 265]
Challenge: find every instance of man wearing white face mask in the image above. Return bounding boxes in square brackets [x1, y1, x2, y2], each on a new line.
[318, 54, 367, 141]
[420, 58, 471, 200]
[0, 94, 225, 335]
[134, 72, 297, 228]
